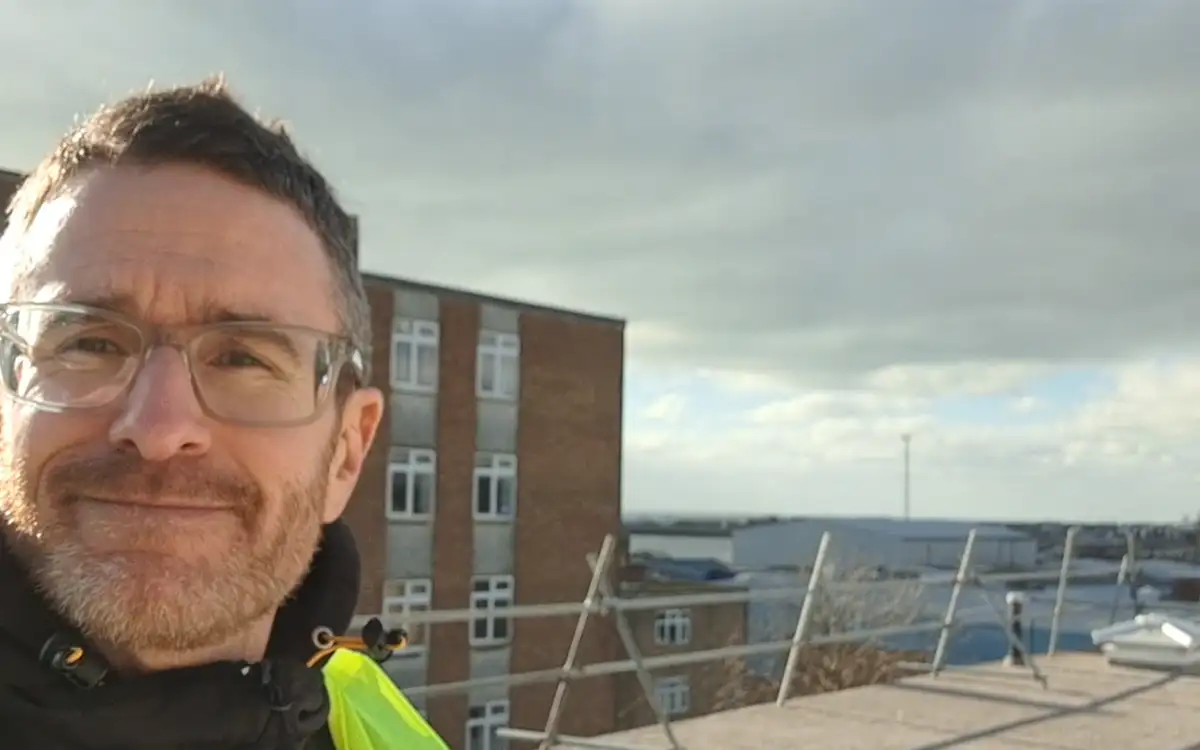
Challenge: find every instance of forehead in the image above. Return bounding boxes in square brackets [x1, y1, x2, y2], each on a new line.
[11, 164, 338, 329]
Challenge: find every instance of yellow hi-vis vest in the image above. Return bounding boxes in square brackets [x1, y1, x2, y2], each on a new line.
[322, 649, 449, 749]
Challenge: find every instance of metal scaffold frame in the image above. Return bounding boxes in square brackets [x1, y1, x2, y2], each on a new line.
[359, 525, 1198, 749]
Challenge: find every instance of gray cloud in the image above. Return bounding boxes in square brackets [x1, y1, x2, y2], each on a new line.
[3, 0, 1199, 385]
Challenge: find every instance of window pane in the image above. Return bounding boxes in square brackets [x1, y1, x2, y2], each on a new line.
[476, 476, 491, 514]
[473, 617, 489, 640]
[479, 352, 497, 392]
[493, 617, 508, 640]
[417, 343, 438, 386]
[496, 478, 515, 516]
[393, 341, 412, 382]
[499, 355, 518, 398]
[413, 474, 433, 515]
[391, 471, 409, 513]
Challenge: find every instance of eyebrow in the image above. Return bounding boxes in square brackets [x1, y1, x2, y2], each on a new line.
[49, 292, 284, 326]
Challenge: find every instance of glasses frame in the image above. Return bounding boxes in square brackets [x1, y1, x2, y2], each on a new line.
[0, 302, 367, 428]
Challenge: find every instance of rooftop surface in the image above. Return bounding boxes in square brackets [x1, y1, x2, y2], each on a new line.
[590, 654, 1200, 749]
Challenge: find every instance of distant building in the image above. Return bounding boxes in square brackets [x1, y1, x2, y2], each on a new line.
[613, 571, 747, 730]
[732, 517, 1038, 573]
[624, 519, 744, 563]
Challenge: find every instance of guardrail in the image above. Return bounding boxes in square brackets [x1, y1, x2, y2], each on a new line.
[359, 526, 1197, 750]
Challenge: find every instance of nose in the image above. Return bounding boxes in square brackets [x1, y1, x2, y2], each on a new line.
[108, 347, 212, 460]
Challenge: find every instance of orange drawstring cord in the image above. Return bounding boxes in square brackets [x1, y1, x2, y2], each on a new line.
[306, 618, 408, 667]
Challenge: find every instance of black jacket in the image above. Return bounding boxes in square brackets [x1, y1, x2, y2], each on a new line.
[0, 521, 362, 749]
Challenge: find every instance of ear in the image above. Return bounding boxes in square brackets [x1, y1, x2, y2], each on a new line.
[323, 387, 384, 523]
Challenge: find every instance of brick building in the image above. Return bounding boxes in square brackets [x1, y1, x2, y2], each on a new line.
[612, 577, 748, 732]
[1, 166, 628, 749]
[351, 274, 626, 749]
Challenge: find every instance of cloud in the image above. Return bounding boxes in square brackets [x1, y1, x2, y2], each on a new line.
[4, 2, 1199, 522]
[626, 357, 1200, 521]
[4, 1, 1199, 386]
[640, 393, 688, 422]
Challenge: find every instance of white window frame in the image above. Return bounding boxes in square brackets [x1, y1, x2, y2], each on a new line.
[382, 579, 432, 656]
[653, 608, 692, 646]
[476, 330, 520, 401]
[654, 675, 690, 716]
[391, 319, 440, 392]
[473, 454, 517, 521]
[387, 449, 437, 520]
[470, 575, 514, 646]
[465, 699, 509, 750]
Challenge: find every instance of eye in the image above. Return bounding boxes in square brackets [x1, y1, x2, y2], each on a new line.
[210, 350, 271, 369]
[64, 337, 128, 356]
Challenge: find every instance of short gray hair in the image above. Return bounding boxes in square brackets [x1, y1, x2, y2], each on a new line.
[4, 76, 372, 380]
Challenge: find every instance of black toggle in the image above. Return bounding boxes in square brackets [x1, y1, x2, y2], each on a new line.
[39, 633, 109, 689]
[359, 617, 407, 663]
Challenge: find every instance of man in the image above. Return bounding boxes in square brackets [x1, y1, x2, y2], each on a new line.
[0, 78, 447, 749]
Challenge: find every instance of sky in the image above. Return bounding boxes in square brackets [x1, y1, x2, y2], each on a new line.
[3, 1, 1200, 523]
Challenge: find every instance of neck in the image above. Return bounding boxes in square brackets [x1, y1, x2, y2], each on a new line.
[102, 612, 277, 674]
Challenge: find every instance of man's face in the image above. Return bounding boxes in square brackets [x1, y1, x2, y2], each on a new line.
[0, 164, 374, 655]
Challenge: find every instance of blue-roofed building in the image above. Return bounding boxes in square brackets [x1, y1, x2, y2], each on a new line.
[732, 516, 1039, 573]
[628, 553, 738, 583]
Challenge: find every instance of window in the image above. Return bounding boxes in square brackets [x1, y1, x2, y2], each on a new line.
[470, 575, 513, 646]
[387, 449, 436, 520]
[474, 454, 517, 520]
[466, 700, 509, 750]
[477, 331, 519, 400]
[383, 579, 431, 653]
[653, 609, 692, 646]
[392, 319, 439, 392]
[654, 676, 690, 716]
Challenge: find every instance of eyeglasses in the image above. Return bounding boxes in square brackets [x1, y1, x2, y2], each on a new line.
[0, 302, 366, 427]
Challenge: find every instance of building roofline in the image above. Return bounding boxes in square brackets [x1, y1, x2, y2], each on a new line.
[361, 270, 625, 328]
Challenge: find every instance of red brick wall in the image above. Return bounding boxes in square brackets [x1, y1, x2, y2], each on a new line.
[510, 312, 625, 737]
[426, 297, 480, 740]
[343, 281, 393, 614]
[615, 593, 747, 730]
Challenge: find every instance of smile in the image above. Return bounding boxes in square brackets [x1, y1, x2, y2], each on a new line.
[72, 495, 235, 514]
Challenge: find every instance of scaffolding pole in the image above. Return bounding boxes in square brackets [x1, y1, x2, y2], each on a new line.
[538, 534, 618, 750]
[775, 531, 832, 706]
[930, 528, 977, 678]
[1047, 525, 1079, 656]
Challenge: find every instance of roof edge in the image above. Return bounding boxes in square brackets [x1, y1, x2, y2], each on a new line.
[362, 270, 626, 328]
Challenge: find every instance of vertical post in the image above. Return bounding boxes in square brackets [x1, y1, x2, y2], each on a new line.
[776, 532, 832, 707]
[538, 534, 617, 750]
[586, 553, 682, 750]
[1004, 591, 1026, 667]
[972, 583, 1048, 687]
[1047, 526, 1078, 656]
[1108, 552, 1130, 625]
[902, 434, 912, 521]
[931, 528, 977, 677]
[1126, 531, 1142, 616]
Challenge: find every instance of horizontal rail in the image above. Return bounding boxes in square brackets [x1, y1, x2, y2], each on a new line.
[352, 565, 1144, 630]
[500, 728, 661, 750]
[405, 617, 949, 698]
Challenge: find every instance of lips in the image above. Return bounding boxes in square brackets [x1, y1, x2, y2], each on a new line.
[71, 494, 234, 513]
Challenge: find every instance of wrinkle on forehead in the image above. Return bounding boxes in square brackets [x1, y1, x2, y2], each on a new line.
[6, 164, 338, 331]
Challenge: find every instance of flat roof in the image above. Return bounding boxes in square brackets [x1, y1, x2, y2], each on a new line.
[587, 654, 1200, 749]
[363, 271, 625, 328]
